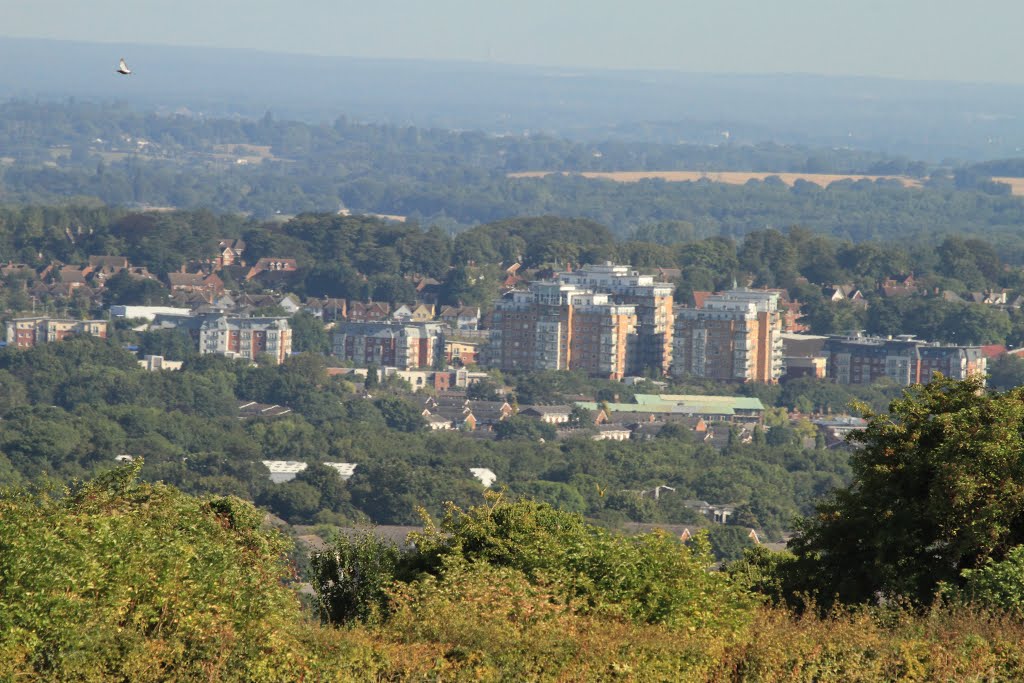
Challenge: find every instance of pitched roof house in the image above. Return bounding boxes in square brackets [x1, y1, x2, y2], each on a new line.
[439, 305, 480, 330]
[245, 258, 298, 281]
[348, 301, 391, 322]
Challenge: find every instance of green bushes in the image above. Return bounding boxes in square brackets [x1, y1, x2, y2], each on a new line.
[0, 462, 327, 681]
[6, 467, 1024, 680]
[313, 495, 761, 635]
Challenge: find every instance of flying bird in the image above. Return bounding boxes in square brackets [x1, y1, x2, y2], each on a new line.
[116, 58, 131, 75]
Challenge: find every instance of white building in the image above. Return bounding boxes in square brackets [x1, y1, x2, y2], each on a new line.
[110, 305, 192, 321]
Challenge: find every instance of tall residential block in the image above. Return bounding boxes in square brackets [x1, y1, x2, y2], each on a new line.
[332, 321, 444, 370]
[824, 334, 986, 386]
[489, 281, 636, 380]
[672, 289, 783, 383]
[199, 316, 292, 364]
[556, 263, 674, 375]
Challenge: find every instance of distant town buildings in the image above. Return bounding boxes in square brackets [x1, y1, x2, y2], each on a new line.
[824, 333, 986, 386]
[6, 317, 108, 348]
[138, 355, 184, 371]
[673, 289, 783, 383]
[198, 316, 292, 364]
[489, 280, 637, 380]
[152, 313, 292, 364]
[556, 263, 674, 375]
[576, 394, 765, 426]
[110, 305, 193, 321]
[331, 321, 445, 370]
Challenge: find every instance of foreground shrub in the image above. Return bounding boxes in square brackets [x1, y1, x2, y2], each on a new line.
[313, 495, 760, 635]
[0, 461, 366, 681]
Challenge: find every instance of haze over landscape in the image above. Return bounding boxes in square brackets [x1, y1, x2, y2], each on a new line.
[8, 4, 1024, 681]
[6, 1, 1024, 83]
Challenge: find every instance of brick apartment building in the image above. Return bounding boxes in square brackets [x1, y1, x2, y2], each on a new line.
[672, 289, 783, 383]
[824, 334, 986, 386]
[488, 281, 637, 380]
[150, 313, 292, 364]
[332, 321, 444, 370]
[6, 317, 108, 348]
[199, 316, 292, 364]
[556, 263, 674, 375]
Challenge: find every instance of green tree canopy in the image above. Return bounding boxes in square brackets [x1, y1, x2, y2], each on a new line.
[789, 376, 1024, 607]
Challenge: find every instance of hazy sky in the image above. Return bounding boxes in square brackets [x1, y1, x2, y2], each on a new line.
[4, 0, 1023, 83]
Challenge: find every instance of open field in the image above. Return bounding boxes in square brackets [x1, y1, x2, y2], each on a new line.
[508, 170, 925, 188]
[993, 177, 1024, 196]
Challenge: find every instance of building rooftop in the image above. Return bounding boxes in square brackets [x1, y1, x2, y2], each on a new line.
[633, 394, 765, 411]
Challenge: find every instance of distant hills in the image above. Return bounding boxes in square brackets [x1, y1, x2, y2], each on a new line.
[2, 35, 1024, 161]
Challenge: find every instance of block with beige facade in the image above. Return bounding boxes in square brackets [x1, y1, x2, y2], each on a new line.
[489, 281, 636, 380]
[199, 316, 292, 364]
[6, 317, 108, 348]
[557, 263, 674, 375]
[673, 289, 783, 383]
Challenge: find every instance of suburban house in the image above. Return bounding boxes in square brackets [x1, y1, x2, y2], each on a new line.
[444, 339, 480, 366]
[413, 276, 442, 304]
[593, 424, 632, 441]
[261, 460, 306, 483]
[968, 290, 1009, 305]
[684, 500, 735, 524]
[215, 239, 247, 267]
[305, 297, 347, 322]
[54, 265, 93, 291]
[466, 400, 514, 429]
[347, 301, 391, 322]
[425, 413, 454, 430]
[439, 305, 481, 330]
[393, 303, 436, 323]
[823, 284, 866, 307]
[138, 355, 184, 371]
[245, 257, 298, 281]
[87, 255, 129, 284]
[166, 271, 225, 297]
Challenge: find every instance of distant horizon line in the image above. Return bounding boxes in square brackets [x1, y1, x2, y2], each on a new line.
[2, 32, 1022, 90]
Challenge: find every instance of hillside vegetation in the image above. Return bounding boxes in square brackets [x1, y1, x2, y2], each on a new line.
[5, 447, 1024, 680]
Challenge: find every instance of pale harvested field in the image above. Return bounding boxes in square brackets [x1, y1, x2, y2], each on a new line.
[993, 177, 1024, 196]
[508, 170, 924, 189]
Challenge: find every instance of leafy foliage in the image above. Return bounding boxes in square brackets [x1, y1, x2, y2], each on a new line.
[789, 376, 1024, 607]
[0, 462, 316, 681]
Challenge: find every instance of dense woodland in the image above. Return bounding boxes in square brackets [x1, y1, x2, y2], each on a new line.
[0, 100, 1022, 237]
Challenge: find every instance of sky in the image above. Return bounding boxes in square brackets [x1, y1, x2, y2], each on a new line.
[4, 0, 1023, 83]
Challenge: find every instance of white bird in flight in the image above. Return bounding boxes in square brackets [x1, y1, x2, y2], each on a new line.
[116, 58, 131, 75]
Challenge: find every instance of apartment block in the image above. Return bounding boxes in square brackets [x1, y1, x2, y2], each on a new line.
[824, 334, 986, 386]
[332, 321, 444, 370]
[557, 263, 674, 375]
[569, 293, 637, 380]
[6, 317, 108, 348]
[199, 316, 292, 364]
[672, 289, 783, 383]
[489, 281, 636, 379]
